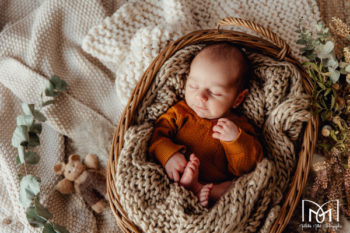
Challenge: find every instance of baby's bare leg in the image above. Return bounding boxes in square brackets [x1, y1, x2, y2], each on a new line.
[209, 181, 232, 201]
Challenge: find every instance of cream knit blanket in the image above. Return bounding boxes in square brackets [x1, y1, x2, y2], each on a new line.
[116, 45, 311, 232]
[0, 0, 319, 232]
[83, 0, 320, 106]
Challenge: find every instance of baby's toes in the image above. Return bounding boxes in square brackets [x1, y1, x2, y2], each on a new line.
[193, 159, 200, 167]
[186, 160, 196, 170]
[199, 184, 213, 207]
[200, 199, 208, 207]
[190, 153, 200, 162]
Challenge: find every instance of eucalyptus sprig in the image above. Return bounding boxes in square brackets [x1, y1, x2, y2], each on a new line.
[297, 19, 350, 164]
[11, 75, 69, 233]
[296, 18, 350, 222]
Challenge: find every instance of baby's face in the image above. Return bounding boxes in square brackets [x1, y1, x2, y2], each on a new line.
[185, 54, 242, 120]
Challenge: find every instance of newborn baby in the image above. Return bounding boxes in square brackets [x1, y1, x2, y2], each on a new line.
[148, 43, 263, 207]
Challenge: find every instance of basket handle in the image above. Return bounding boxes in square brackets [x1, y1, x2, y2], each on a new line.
[217, 17, 290, 60]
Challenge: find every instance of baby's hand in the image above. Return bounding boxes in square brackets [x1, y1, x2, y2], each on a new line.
[164, 152, 187, 182]
[212, 118, 240, 142]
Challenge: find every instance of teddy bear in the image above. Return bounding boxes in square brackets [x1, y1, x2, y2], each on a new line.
[53, 154, 107, 213]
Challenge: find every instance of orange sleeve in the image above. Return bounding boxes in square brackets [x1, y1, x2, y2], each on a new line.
[220, 127, 263, 177]
[148, 106, 185, 167]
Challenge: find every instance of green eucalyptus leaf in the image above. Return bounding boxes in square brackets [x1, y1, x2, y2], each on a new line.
[45, 81, 54, 92]
[52, 223, 70, 233]
[335, 103, 339, 112]
[317, 81, 326, 90]
[17, 115, 34, 127]
[28, 132, 40, 148]
[326, 56, 339, 69]
[26, 206, 46, 228]
[331, 130, 338, 141]
[33, 110, 47, 122]
[310, 63, 319, 72]
[329, 69, 340, 83]
[43, 223, 56, 233]
[45, 82, 59, 97]
[314, 102, 322, 109]
[16, 155, 21, 165]
[30, 123, 42, 134]
[345, 65, 350, 73]
[331, 95, 336, 109]
[24, 151, 40, 164]
[19, 175, 40, 208]
[320, 98, 327, 108]
[22, 103, 35, 116]
[297, 39, 307, 45]
[18, 146, 25, 164]
[316, 41, 334, 58]
[50, 76, 67, 92]
[12, 125, 29, 148]
[42, 100, 56, 107]
[315, 89, 323, 99]
[34, 198, 53, 220]
[305, 44, 314, 51]
[324, 88, 331, 97]
[315, 23, 323, 31]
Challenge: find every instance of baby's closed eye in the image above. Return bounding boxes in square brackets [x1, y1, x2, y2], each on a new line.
[209, 91, 222, 97]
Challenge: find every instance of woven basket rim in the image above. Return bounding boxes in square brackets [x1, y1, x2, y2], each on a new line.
[107, 18, 318, 233]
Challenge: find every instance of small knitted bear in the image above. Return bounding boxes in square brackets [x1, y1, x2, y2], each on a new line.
[53, 154, 107, 213]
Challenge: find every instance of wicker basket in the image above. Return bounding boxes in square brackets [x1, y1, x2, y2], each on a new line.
[107, 17, 318, 233]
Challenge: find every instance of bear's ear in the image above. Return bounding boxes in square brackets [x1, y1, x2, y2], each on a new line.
[53, 162, 65, 175]
[69, 154, 81, 162]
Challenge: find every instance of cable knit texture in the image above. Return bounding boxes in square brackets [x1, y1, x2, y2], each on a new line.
[82, 0, 320, 105]
[115, 44, 311, 232]
[0, 0, 320, 232]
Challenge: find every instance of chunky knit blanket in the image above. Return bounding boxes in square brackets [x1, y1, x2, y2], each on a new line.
[116, 45, 311, 232]
[0, 0, 320, 232]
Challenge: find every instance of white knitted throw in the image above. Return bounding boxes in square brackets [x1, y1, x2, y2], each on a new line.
[0, 1, 124, 232]
[115, 44, 311, 232]
[82, 0, 320, 106]
[0, 0, 320, 232]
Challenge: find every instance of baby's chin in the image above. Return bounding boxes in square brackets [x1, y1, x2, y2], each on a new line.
[193, 109, 218, 120]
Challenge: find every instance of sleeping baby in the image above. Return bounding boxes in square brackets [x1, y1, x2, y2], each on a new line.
[148, 43, 263, 207]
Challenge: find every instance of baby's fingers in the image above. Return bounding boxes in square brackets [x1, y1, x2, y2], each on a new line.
[212, 132, 222, 140]
[212, 124, 223, 133]
[218, 118, 230, 123]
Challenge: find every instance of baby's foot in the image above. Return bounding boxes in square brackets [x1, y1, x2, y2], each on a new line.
[198, 183, 213, 207]
[180, 153, 200, 188]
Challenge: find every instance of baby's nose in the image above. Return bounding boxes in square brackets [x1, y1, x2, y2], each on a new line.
[198, 91, 208, 102]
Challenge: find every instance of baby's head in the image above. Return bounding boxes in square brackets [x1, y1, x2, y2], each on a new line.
[185, 43, 250, 119]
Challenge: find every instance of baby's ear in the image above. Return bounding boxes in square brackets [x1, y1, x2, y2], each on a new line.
[233, 89, 249, 108]
[69, 154, 81, 162]
[53, 162, 66, 175]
